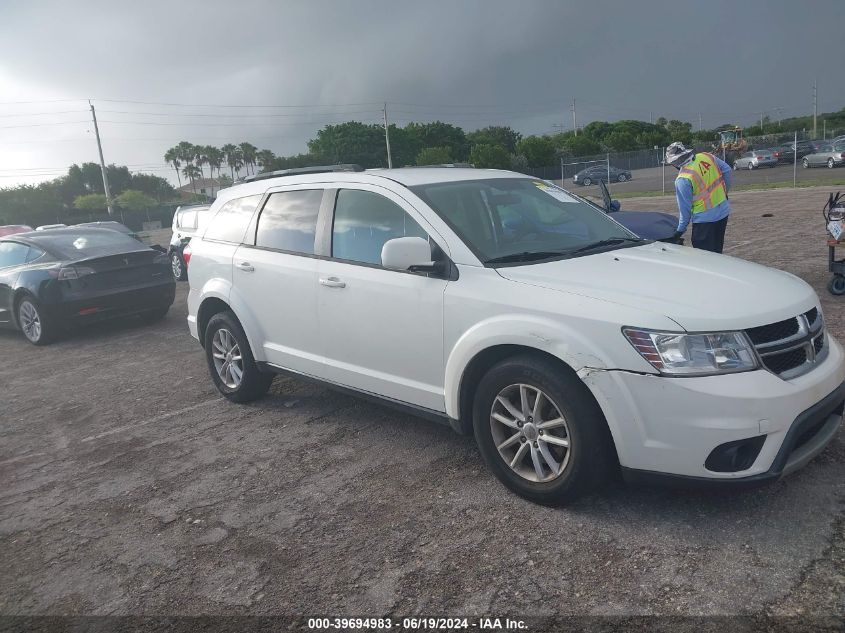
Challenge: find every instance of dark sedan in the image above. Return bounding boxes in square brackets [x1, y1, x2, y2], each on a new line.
[0, 227, 175, 344]
[572, 165, 632, 186]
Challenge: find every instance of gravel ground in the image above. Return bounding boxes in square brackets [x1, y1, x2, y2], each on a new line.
[1, 187, 843, 630]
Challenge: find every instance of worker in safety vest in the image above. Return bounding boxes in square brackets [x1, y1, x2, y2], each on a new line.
[665, 141, 733, 253]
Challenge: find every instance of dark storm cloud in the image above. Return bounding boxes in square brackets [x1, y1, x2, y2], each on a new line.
[0, 0, 842, 183]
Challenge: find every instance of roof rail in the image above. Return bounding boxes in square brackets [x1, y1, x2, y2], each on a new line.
[410, 163, 474, 168]
[240, 164, 365, 183]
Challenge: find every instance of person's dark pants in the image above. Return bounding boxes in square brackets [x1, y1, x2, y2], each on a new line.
[691, 217, 728, 253]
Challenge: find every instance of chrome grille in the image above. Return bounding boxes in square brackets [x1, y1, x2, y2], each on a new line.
[746, 308, 825, 379]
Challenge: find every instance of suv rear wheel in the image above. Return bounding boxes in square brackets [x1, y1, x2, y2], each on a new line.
[204, 311, 273, 402]
[171, 252, 186, 281]
[473, 355, 612, 504]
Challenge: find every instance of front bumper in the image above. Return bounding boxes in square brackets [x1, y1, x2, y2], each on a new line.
[581, 333, 845, 481]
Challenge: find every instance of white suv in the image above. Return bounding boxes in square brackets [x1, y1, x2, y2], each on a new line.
[186, 166, 845, 504]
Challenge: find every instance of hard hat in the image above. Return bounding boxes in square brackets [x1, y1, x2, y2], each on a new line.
[665, 142, 694, 166]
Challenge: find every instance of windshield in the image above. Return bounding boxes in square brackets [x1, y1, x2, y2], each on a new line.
[411, 178, 641, 264]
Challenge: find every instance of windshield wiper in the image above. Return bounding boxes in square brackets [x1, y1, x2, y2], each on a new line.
[569, 237, 646, 255]
[485, 250, 567, 264]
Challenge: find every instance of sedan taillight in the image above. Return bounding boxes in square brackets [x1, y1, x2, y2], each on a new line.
[182, 243, 192, 267]
[49, 265, 95, 280]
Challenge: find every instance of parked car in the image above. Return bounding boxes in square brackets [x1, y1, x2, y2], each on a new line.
[802, 141, 845, 169]
[776, 140, 823, 163]
[0, 227, 175, 345]
[733, 150, 777, 169]
[75, 220, 141, 241]
[0, 225, 33, 237]
[594, 180, 681, 243]
[572, 165, 631, 186]
[169, 204, 212, 280]
[185, 165, 844, 505]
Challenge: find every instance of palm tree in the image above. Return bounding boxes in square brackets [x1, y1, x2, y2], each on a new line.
[164, 147, 182, 188]
[256, 149, 276, 173]
[205, 146, 224, 195]
[194, 146, 209, 181]
[181, 164, 202, 193]
[222, 144, 244, 180]
[239, 142, 258, 175]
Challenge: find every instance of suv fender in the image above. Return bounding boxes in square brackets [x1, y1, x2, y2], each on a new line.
[445, 314, 614, 421]
[195, 279, 265, 363]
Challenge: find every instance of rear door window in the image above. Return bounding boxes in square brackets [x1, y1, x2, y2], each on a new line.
[203, 195, 262, 243]
[0, 241, 30, 268]
[256, 190, 323, 255]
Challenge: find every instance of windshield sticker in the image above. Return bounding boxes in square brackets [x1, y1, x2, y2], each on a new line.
[533, 181, 578, 204]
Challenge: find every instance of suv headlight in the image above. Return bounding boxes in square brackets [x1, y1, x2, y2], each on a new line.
[623, 328, 758, 376]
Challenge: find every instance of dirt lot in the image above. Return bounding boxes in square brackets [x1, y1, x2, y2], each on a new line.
[1, 187, 843, 629]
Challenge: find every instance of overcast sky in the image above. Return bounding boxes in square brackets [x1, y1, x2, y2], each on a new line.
[0, 0, 842, 187]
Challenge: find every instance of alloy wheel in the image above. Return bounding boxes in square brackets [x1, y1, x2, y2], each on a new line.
[828, 158, 835, 169]
[171, 254, 182, 279]
[490, 383, 571, 483]
[19, 300, 42, 343]
[211, 327, 243, 389]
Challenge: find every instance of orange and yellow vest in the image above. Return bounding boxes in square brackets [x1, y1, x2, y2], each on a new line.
[677, 152, 728, 214]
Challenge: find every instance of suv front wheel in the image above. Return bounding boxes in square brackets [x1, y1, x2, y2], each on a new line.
[473, 355, 612, 504]
[204, 311, 273, 402]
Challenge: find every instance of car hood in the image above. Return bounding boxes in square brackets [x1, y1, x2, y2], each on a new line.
[495, 242, 817, 332]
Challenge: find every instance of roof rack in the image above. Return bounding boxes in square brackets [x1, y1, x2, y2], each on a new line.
[240, 164, 364, 183]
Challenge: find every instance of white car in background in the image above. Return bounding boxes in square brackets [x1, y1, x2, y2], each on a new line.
[184, 166, 845, 504]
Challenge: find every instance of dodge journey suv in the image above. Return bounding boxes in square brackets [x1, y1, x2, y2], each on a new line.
[186, 165, 844, 504]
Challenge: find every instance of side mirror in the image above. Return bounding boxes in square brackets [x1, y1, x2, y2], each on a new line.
[609, 200, 621, 213]
[381, 237, 434, 272]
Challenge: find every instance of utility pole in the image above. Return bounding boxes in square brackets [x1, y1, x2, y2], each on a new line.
[649, 111, 653, 125]
[382, 102, 393, 168]
[813, 79, 818, 139]
[699, 112, 702, 132]
[89, 101, 113, 216]
[571, 99, 577, 136]
[551, 123, 566, 135]
[760, 111, 764, 134]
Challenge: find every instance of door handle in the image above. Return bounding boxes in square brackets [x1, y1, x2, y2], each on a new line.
[319, 276, 346, 288]
[235, 261, 254, 272]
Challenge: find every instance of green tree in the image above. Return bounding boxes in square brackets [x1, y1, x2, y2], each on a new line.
[181, 164, 202, 192]
[256, 149, 276, 172]
[115, 189, 157, 221]
[416, 146, 452, 165]
[239, 142, 258, 175]
[467, 126, 521, 153]
[307, 122, 387, 167]
[469, 144, 511, 169]
[221, 144, 244, 179]
[665, 120, 693, 144]
[129, 173, 175, 202]
[404, 122, 468, 161]
[73, 193, 108, 212]
[516, 136, 556, 167]
[164, 148, 182, 188]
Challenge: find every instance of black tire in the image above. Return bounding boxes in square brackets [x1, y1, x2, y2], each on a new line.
[828, 158, 835, 169]
[582, 177, 592, 186]
[171, 252, 187, 281]
[802, 158, 810, 169]
[16, 295, 56, 345]
[828, 275, 845, 296]
[472, 354, 613, 505]
[617, 173, 627, 182]
[204, 310, 272, 403]
[139, 306, 169, 324]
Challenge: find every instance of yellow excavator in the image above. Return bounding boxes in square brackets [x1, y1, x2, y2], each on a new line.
[712, 127, 748, 164]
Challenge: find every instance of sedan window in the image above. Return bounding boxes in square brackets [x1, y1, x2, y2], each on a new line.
[0, 241, 31, 268]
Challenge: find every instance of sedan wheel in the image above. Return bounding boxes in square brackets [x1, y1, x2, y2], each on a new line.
[490, 383, 571, 483]
[17, 298, 54, 345]
[803, 158, 810, 168]
[828, 158, 835, 169]
[582, 177, 592, 186]
[747, 162, 754, 170]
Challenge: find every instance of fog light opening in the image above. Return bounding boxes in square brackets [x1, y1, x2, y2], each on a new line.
[705, 436, 766, 473]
